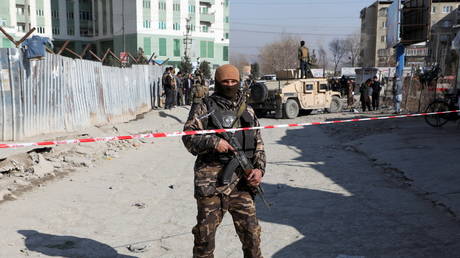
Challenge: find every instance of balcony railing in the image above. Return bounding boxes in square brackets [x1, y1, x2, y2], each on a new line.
[16, 14, 26, 22]
[405, 47, 428, 57]
[200, 13, 215, 23]
[200, 0, 215, 5]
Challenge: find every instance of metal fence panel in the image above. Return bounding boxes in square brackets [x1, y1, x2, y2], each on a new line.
[0, 50, 164, 141]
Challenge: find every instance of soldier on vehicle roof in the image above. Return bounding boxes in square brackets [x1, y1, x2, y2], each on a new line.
[182, 64, 266, 258]
[298, 40, 310, 79]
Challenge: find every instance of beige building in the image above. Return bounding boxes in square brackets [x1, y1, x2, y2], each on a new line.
[428, 0, 460, 72]
[360, 1, 393, 68]
[360, 0, 460, 68]
[405, 0, 460, 67]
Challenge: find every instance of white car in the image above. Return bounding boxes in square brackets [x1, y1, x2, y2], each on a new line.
[260, 74, 277, 81]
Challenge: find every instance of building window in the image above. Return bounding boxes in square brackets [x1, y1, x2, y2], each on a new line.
[200, 41, 207, 57]
[159, 1, 166, 10]
[225, 0, 229, 7]
[144, 20, 151, 28]
[173, 39, 181, 57]
[36, 9, 45, 16]
[377, 48, 388, 57]
[144, 37, 151, 55]
[52, 26, 60, 34]
[189, 5, 195, 13]
[17, 23, 26, 32]
[200, 25, 209, 32]
[442, 6, 453, 13]
[159, 21, 166, 29]
[200, 6, 208, 14]
[381, 36, 386, 42]
[173, 23, 180, 30]
[207, 41, 214, 58]
[52, 9, 59, 18]
[143, 0, 150, 8]
[225, 16, 229, 23]
[225, 33, 229, 39]
[200, 41, 214, 58]
[173, 3, 180, 11]
[80, 28, 91, 37]
[67, 26, 74, 35]
[37, 27, 45, 34]
[67, 11, 74, 20]
[80, 11, 92, 21]
[159, 38, 167, 56]
[190, 24, 196, 31]
[223, 46, 228, 61]
[432, 6, 436, 13]
[378, 8, 387, 17]
[16, 5, 24, 15]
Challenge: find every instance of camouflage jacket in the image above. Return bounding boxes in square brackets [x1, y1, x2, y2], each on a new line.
[182, 93, 266, 197]
[191, 84, 208, 104]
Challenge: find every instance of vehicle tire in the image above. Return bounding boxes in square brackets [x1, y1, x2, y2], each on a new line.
[250, 83, 268, 103]
[424, 100, 450, 127]
[299, 109, 313, 116]
[326, 96, 342, 113]
[283, 99, 300, 119]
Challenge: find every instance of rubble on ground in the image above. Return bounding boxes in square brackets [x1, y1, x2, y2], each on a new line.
[0, 135, 147, 202]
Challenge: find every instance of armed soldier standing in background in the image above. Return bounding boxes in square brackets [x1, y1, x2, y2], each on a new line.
[163, 67, 175, 109]
[191, 77, 208, 104]
[182, 64, 266, 258]
[176, 71, 185, 106]
[298, 40, 310, 79]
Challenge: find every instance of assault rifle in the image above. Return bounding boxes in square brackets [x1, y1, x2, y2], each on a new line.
[207, 107, 271, 209]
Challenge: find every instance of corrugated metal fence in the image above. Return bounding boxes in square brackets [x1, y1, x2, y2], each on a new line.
[0, 48, 164, 141]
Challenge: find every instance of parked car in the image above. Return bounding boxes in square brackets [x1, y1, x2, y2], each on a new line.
[260, 74, 277, 81]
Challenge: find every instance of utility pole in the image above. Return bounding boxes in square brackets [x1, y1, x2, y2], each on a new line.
[183, 17, 192, 59]
[122, 0, 125, 52]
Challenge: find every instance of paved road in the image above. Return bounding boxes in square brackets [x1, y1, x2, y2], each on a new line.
[0, 108, 459, 258]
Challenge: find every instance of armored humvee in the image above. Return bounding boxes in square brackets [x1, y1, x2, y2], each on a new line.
[248, 70, 342, 119]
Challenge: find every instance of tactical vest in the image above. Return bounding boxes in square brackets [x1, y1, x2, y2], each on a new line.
[299, 46, 309, 61]
[203, 97, 256, 163]
[194, 84, 206, 98]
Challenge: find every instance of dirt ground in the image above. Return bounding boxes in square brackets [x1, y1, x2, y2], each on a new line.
[0, 106, 460, 258]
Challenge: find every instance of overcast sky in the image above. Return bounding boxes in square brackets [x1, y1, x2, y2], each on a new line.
[229, 0, 377, 60]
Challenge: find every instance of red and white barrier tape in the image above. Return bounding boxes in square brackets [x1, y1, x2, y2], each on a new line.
[1, 110, 459, 149]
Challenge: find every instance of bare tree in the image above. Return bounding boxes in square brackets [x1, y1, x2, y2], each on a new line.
[230, 52, 250, 74]
[329, 38, 347, 76]
[343, 32, 361, 67]
[317, 46, 328, 75]
[258, 34, 302, 74]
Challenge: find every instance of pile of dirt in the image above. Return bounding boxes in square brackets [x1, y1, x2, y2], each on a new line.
[0, 135, 150, 202]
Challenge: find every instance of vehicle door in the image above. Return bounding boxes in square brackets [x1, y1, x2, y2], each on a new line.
[316, 81, 328, 107]
[300, 81, 316, 108]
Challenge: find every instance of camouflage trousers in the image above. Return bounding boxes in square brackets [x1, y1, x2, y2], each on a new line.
[192, 190, 262, 258]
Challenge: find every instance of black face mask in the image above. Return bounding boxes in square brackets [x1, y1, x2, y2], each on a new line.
[216, 83, 239, 99]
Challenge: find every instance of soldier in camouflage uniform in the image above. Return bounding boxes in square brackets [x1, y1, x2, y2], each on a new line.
[191, 78, 209, 104]
[182, 64, 266, 258]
